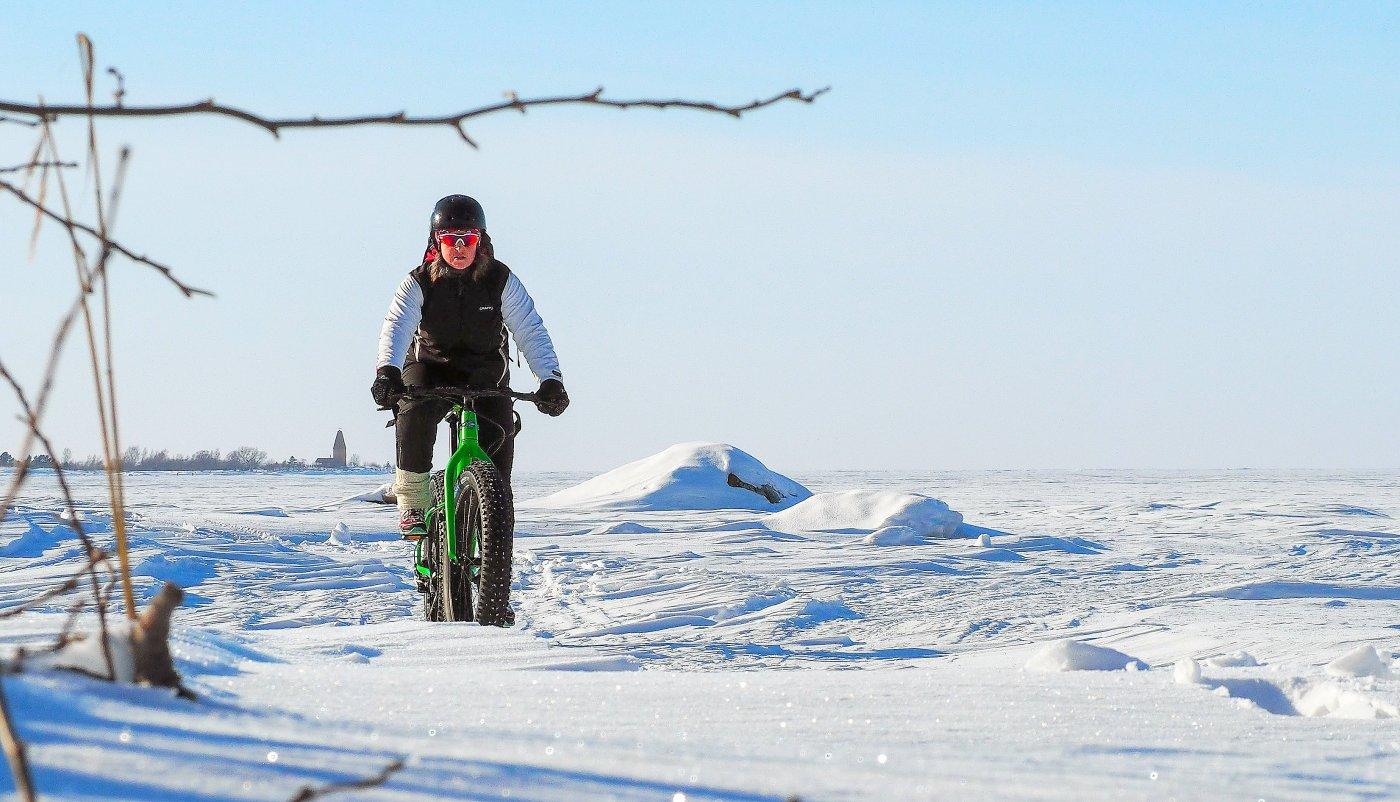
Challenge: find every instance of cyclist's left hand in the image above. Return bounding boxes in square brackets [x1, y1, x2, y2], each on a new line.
[535, 379, 569, 417]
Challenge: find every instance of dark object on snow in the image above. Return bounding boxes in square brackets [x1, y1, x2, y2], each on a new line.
[727, 472, 785, 504]
[289, 757, 406, 801]
[132, 582, 188, 695]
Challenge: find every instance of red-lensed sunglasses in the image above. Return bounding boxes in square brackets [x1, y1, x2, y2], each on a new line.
[435, 229, 481, 249]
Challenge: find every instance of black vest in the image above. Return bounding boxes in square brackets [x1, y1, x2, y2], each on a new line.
[406, 260, 511, 387]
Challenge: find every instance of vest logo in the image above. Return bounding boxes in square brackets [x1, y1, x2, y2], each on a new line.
[478, 305, 495, 311]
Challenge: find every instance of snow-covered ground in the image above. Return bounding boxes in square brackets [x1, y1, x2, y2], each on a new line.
[2, 450, 1398, 800]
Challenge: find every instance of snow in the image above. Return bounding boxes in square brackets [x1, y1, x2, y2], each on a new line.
[1025, 640, 1146, 672]
[0, 518, 66, 557]
[861, 525, 922, 546]
[1206, 650, 1260, 668]
[331, 481, 395, 505]
[764, 490, 964, 537]
[519, 442, 811, 511]
[2, 464, 1399, 799]
[1326, 644, 1392, 678]
[1173, 657, 1203, 684]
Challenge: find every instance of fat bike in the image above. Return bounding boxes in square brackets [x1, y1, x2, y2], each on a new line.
[392, 386, 536, 626]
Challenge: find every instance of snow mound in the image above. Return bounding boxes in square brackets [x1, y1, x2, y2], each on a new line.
[862, 526, 923, 546]
[1326, 645, 1392, 678]
[588, 522, 661, 535]
[328, 523, 350, 545]
[520, 443, 810, 512]
[353, 483, 395, 504]
[1174, 658, 1203, 685]
[31, 619, 137, 682]
[1295, 680, 1399, 719]
[0, 520, 65, 557]
[765, 491, 964, 538]
[1207, 651, 1260, 668]
[1026, 640, 1146, 672]
[238, 507, 290, 517]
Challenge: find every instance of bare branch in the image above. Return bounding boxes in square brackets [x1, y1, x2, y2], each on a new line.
[0, 114, 39, 128]
[0, 676, 36, 802]
[107, 67, 126, 108]
[0, 357, 118, 679]
[0, 86, 831, 144]
[0, 161, 77, 174]
[288, 758, 406, 801]
[0, 178, 213, 298]
[0, 550, 108, 620]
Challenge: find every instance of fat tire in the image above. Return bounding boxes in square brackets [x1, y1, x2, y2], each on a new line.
[422, 470, 454, 622]
[455, 461, 514, 627]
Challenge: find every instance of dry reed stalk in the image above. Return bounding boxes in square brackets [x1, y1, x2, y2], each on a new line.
[0, 676, 36, 802]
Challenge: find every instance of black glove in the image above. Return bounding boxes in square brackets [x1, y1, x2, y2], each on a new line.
[535, 378, 569, 417]
[371, 365, 406, 410]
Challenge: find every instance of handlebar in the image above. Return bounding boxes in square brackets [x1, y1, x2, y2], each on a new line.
[379, 385, 540, 416]
[399, 385, 539, 404]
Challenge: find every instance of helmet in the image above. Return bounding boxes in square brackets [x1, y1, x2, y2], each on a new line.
[430, 195, 486, 232]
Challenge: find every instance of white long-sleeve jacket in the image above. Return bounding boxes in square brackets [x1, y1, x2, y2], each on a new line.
[376, 271, 562, 384]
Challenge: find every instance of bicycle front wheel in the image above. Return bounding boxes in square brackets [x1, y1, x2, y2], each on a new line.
[454, 461, 514, 626]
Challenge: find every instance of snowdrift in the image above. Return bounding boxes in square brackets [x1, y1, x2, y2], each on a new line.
[334, 482, 394, 505]
[1327, 645, 1392, 679]
[519, 442, 811, 512]
[1025, 640, 1146, 672]
[764, 491, 964, 538]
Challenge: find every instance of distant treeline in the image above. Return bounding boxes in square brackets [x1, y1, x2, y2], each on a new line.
[0, 448, 388, 472]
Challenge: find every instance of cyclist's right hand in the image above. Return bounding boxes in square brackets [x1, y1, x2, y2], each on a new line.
[371, 365, 406, 410]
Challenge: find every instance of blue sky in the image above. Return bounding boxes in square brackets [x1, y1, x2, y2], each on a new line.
[2, 2, 1397, 470]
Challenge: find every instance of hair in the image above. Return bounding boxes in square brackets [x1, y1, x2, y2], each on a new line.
[424, 229, 499, 283]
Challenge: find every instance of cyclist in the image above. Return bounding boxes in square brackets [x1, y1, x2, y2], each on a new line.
[372, 195, 569, 539]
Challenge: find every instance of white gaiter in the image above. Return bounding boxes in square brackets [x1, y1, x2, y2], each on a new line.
[395, 469, 431, 516]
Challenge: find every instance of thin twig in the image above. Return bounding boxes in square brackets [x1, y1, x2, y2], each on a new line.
[0, 358, 117, 679]
[287, 758, 406, 801]
[36, 114, 130, 619]
[0, 553, 106, 620]
[0, 676, 36, 802]
[0, 177, 212, 297]
[51, 596, 89, 651]
[0, 86, 831, 147]
[107, 67, 126, 107]
[100, 149, 135, 617]
[73, 37, 137, 619]
[0, 114, 39, 127]
[0, 160, 77, 174]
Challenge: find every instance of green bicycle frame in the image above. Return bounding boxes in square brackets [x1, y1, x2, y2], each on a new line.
[414, 403, 493, 576]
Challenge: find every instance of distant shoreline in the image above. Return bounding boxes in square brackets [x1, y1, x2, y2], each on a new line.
[0, 465, 391, 475]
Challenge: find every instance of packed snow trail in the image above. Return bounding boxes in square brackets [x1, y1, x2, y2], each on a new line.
[3, 457, 1399, 799]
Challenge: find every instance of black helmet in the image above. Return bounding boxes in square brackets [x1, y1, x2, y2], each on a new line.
[430, 195, 486, 232]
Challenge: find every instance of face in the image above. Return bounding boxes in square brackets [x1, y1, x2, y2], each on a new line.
[436, 229, 480, 270]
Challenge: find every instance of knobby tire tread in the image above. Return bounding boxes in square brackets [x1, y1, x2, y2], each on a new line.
[422, 470, 447, 622]
[458, 462, 514, 627]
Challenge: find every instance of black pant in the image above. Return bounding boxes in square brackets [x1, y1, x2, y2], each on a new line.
[396, 362, 515, 481]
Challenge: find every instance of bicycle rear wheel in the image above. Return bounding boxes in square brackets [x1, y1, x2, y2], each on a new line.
[423, 470, 471, 621]
[454, 461, 514, 626]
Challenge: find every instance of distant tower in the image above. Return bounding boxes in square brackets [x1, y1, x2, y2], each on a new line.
[332, 430, 347, 467]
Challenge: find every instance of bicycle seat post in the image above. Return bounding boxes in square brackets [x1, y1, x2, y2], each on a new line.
[447, 405, 461, 453]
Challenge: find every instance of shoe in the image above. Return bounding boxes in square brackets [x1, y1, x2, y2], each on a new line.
[399, 509, 427, 541]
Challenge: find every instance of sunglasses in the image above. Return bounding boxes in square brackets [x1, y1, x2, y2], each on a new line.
[435, 229, 481, 249]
